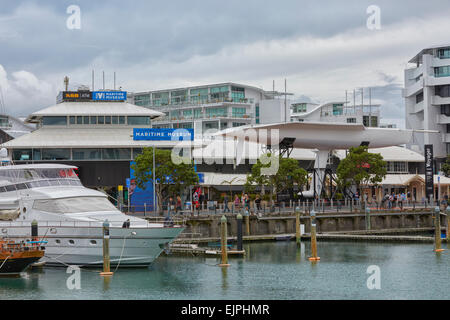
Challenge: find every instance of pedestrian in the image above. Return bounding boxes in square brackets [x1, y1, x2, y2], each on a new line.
[244, 194, 250, 212]
[234, 195, 240, 212]
[223, 194, 230, 213]
[176, 195, 182, 214]
[255, 194, 262, 213]
[167, 197, 175, 217]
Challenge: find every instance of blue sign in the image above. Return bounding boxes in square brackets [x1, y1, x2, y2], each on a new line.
[126, 178, 130, 188]
[198, 173, 204, 183]
[129, 162, 156, 211]
[133, 128, 194, 141]
[92, 91, 127, 101]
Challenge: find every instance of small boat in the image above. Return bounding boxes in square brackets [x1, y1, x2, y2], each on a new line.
[0, 239, 45, 276]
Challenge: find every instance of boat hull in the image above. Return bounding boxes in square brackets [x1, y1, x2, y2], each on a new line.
[0, 225, 184, 268]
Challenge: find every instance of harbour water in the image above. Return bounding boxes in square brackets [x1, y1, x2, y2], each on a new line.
[0, 241, 449, 300]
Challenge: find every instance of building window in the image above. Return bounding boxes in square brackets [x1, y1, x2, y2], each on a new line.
[102, 148, 131, 160]
[69, 116, 75, 125]
[42, 117, 67, 126]
[83, 116, 89, 124]
[72, 149, 102, 160]
[363, 116, 378, 127]
[112, 116, 119, 124]
[346, 118, 356, 123]
[76, 116, 83, 125]
[292, 103, 307, 113]
[447, 143, 450, 154]
[194, 109, 203, 119]
[435, 85, 450, 97]
[332, 104, 343, 116]
[231, 86, 245, 102]
[134, 94, 151, 107]
[205, 107, 227, 118]
[119, 116, 126, 124]
[190, 88, 208, 104]
[105, 116, 111, 125]
[90, 116, 97, 124]
[386, 161, 408, 173]
[98, 116, 105, 124]
[440, 105, 450, 116]
[12, 149, 33, 161]
[127, 116, 150, 125]
[232, 122, 246, 127]
[434, 66, 450, 78]
[232, 107, 246, 118]
[416, 92, 423, 103]
[170, 90, 187, 105]
[42, 149, 71, 160]
[438, 48, 450, 59]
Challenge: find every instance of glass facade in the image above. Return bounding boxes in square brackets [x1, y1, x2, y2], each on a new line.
[205, 107, 227, 118]
[102, 148, 131, 160]
[232, 107, 246, 118]
[42, 149, 71, 160]
[386, 161, 408, 173]
[436, 85, 450, 97]
[438, 48, 450, 59]
[441, 104, 450, 116]
[434, 66, 450, 77]
[231, 86, 245, 102]
[127, 116, 150, 125]
[190, 88, 208, 104]
[292, 103, 307, 113]
[134, 94, 150, 107]
[72, 148, 102, 160]
[332, 104, 343, 116]
[210, 86, 229, 101]
[152, 92, 169, 106]
[43, 117, 67, 126]
[171, 90, 187, 105]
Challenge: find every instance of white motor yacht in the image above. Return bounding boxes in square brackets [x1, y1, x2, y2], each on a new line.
[0, 164, 184, 267]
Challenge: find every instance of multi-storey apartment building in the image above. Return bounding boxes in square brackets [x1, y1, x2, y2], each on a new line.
[127, 82, 292, 133]
[291, 102, 380, 127]
[405, 44, 450, 163]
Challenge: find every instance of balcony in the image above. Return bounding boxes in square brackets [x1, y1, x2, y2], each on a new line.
[432, 95, 450, 105]
[437, 114, 450, 124]
[404, 79, 424, 97]
[409, 101, 424, 114]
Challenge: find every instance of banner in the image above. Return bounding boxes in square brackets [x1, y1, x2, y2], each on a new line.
[92, 91, 127, 101]
[424, 144, 434, 200]
[133, 128, 194, 141]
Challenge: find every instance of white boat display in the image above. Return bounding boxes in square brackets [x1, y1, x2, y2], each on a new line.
[0, 164, 184, 267]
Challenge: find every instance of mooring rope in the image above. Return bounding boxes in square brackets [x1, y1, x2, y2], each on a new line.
[0, 253, 12, 271]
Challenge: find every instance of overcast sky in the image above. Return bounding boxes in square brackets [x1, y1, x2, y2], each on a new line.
[1, 0, 450, 127]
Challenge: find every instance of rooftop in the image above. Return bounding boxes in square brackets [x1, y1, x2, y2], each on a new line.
[25, 101, 164, 123]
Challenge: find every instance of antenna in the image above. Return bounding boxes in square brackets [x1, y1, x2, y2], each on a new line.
[64, 76, 69, 91]
[114, 72, 116, 90]
[102, 71, 105, 90]
[92, 70, 94, 91]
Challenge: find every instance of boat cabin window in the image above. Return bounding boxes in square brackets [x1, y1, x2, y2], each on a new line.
[0, 168, 80, 184]
[32, 197, 117, 214]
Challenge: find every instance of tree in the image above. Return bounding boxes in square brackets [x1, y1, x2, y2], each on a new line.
[245, 153, 308, 204]
[336, 146, 387, 200]
[441, 155, 450, 177]
[131, 147, 199, 214]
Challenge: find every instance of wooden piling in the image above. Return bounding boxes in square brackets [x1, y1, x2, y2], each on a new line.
[295, 207, 301, 247]
[434, 207, 444, 252]
[100, 219, 114, 276]
[365, 207, 371, 230]
[236, 213, 243, 251]
[309, 210, 320, 261]
[218, 215, 230, 267]
[245, 210, 250, 236]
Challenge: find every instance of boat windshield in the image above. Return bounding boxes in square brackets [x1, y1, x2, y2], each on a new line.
[32, 197, 118, 214]
[0, 168, 79, 184]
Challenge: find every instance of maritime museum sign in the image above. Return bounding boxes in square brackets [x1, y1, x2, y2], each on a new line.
[133, 128, 194, 141]
[92, 91, 127, 101]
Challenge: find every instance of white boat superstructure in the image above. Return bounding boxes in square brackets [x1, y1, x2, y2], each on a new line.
[0, 164, 184, 267]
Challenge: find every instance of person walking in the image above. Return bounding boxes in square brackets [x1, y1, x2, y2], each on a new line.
[223, 194, 230, 213]
[234, 195, 240, 212]
[255, 194, 262, 213]
[176, 195, 182, 214]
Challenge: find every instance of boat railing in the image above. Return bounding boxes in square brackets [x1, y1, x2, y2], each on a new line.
[0, 219, 185, 229]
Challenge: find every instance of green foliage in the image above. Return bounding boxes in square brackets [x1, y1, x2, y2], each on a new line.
[336, 146, 387, 192]
[246, 153, 308, 197]
[442, 155, 450, 177]
[131, 147, 198, 213]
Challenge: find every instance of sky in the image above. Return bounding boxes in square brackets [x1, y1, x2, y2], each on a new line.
[1, 1, 450, 127]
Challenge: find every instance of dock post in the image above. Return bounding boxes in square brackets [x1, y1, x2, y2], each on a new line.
[446, 206, 450, 241]
[245, 209, 250, 236]
[219, 215, 230, 267]
[365, 207, 371, 230]
[309, 210, 320, 261]
[100, 219, 114, 276]
[434, 207, 444, 252]
[237, 213, 243, 251]
[31, 219, 38, 242]
[295, 206, 301, 247]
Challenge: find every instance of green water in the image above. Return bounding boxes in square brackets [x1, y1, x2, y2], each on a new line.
[0, 241, 449, 300]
